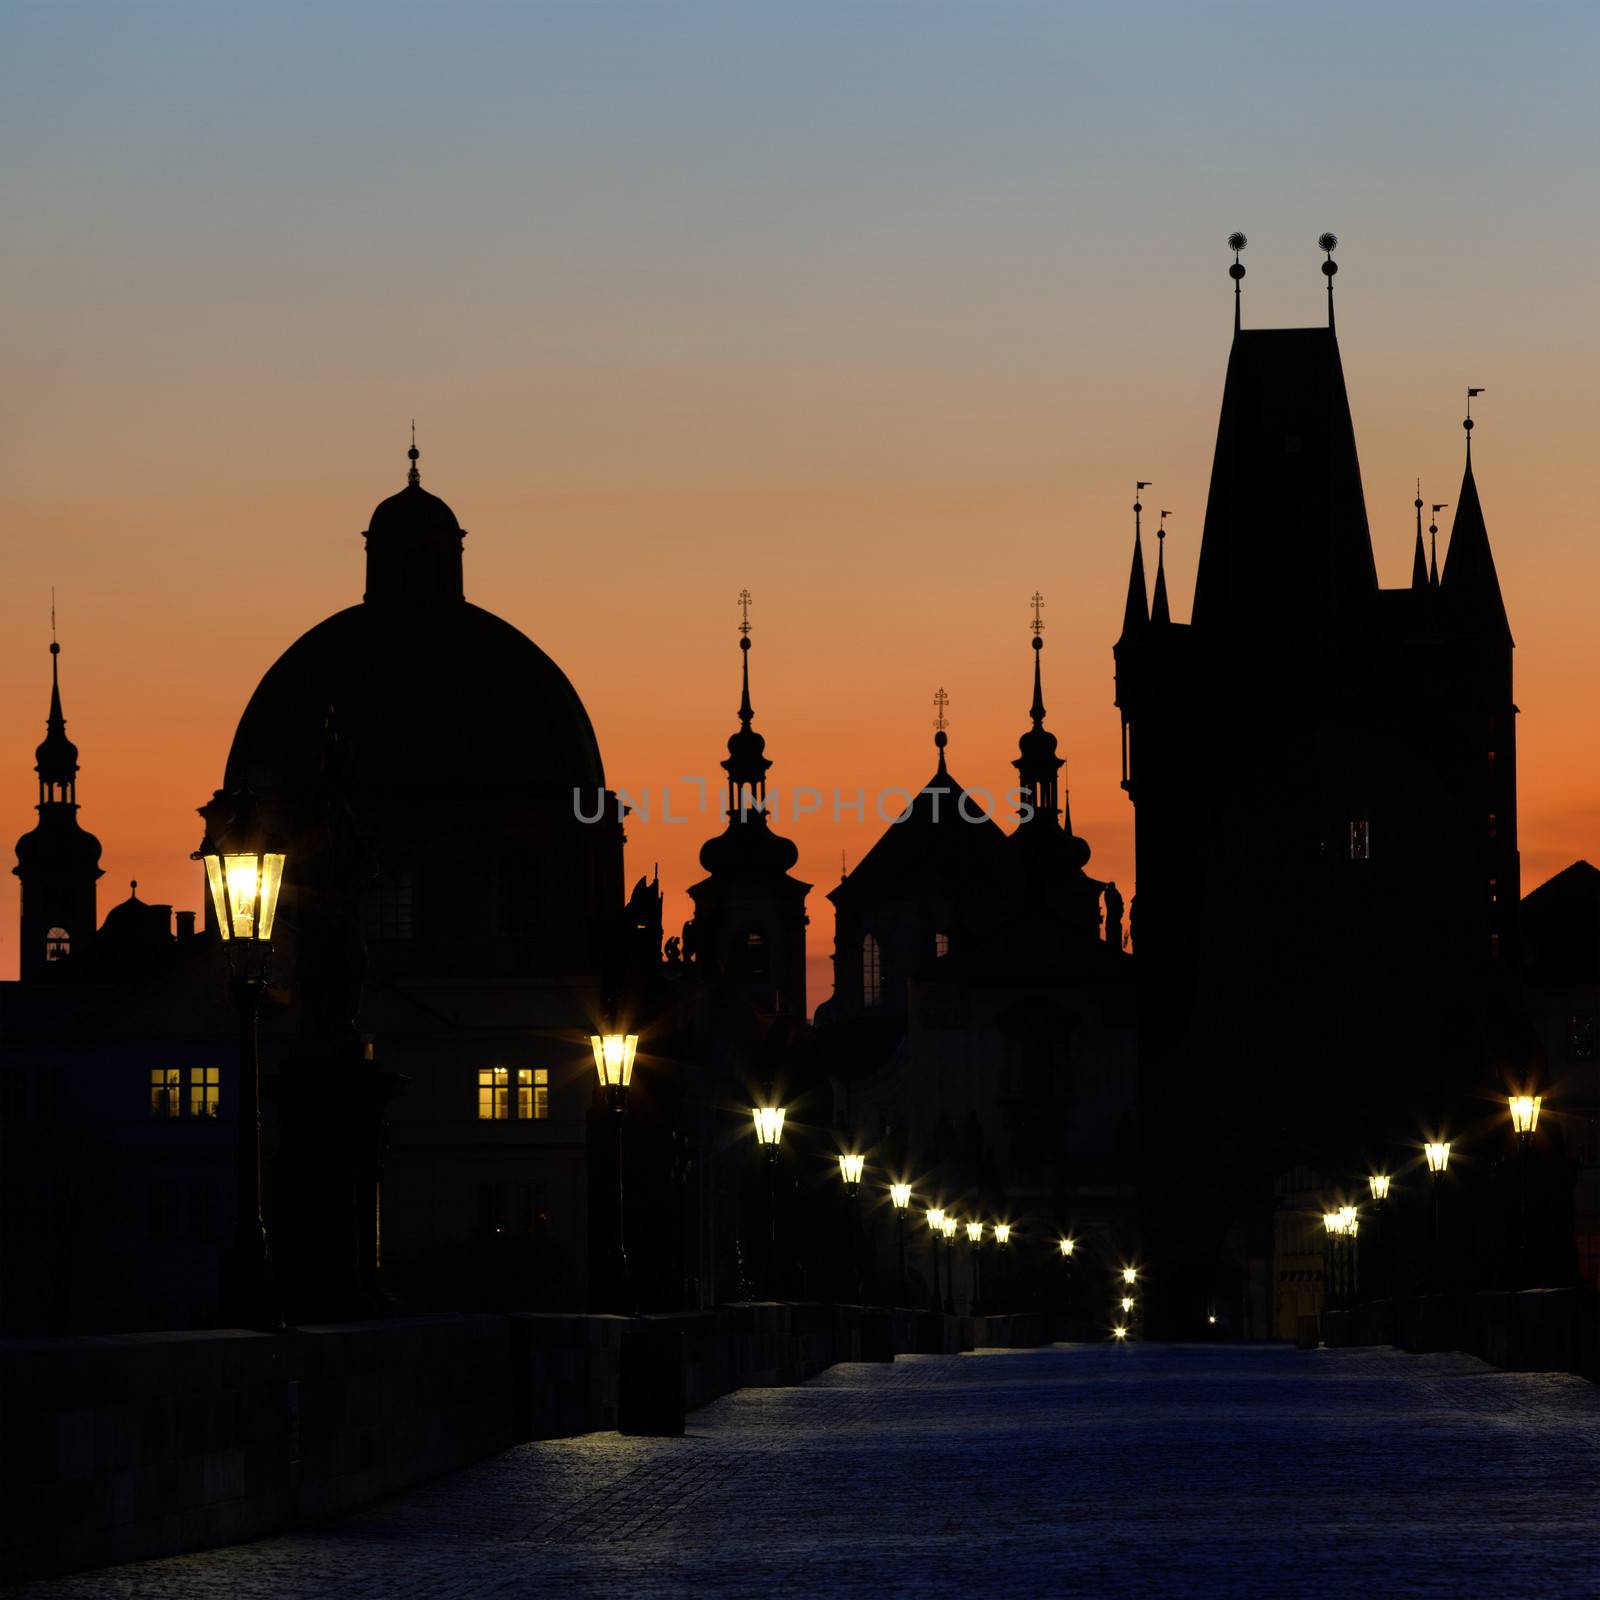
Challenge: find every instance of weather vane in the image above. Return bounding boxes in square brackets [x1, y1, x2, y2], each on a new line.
[1030, 591, 1045, 639]
[1319, 232, 1339, 329]
[933, 686, 949, 733]
[1159, 509, 1173, 536]
[738, 587, 752, 638]
[1465, 387, 1485, 449]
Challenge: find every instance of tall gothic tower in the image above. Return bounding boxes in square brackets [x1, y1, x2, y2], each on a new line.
[686, 595, 810, 1016]
[1113, 239, 1523, 1326]
[13, 641, 103, 978]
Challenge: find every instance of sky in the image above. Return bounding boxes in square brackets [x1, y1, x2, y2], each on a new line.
[3, 1, 1598, 1002]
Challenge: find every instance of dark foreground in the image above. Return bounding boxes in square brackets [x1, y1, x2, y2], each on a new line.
[10, 1342, 1598, 1600]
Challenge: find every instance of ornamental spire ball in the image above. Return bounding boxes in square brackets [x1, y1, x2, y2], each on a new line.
[1228, 231, 1247, 330]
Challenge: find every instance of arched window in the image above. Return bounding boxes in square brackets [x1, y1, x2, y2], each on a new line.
[45, 927, 70, 962]
[934, 932, 950, 959]
[745, 930, 770, 979]
[862, 934, 882, 1007]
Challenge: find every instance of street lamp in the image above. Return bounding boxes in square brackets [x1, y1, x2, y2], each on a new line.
[752, 1105, 785, 1300]
[1112, 1324, 1128, 1342]
[1424, 1139, 1451, 1292]
[197, 793, 286, 1329]
[966, 1220, 984, 1316]
[926, 1207, 946, 1313]
[1509, 1094, 1542, 1284]
[1120, 1294, 1134, 1315]
[837, 1152, 866, 1302]
[1368, 1174, 1391, 1201]
[1059, 1237, 1075, 1258]
[993, 1223, 1010, 1311]
[591, 1030, 638, 1311]
[1121, 1265, 1138, 1286]
[1056, 1236, 1076, 1338]
[889, 1183, 912, 1307]
[940, 1215, 958, 1314]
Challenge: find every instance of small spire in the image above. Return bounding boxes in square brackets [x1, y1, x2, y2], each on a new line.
[1465, 387, 1485, 458]
[407, 421, 420, 487]
[1430, 504, 1446, 587]
[933, 687, 950, 777]
[1151, 512, 1172, 625]
[1411, 481, 1429, 591]
[1227, 233, 1247, 334]
[1319, 232, 1339, 330]
[1028, 592, 1046, 725]
[1118, 485, 1151, 642]
[737, 587, 754, 724]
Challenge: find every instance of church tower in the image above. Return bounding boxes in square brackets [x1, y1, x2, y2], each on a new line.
[13, 639, 103, 978]
[686, 592, 810, 1016]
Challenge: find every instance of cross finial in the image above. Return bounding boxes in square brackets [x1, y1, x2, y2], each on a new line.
[737, 587, 752, 638]
[933, 686, 949, 733]
[1029, 591, 1044, 639]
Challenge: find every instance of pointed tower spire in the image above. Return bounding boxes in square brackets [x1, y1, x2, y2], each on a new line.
[1118, 485, 1151, 643]
[1441, 401, 1511, 638]
[36, 638, 80, 799]
[1014, 595, 1064, 826]
[1319, 232, 1339, 330]
[1151, 512, 1172, 625]
[1228, 232, 1247, 335]
[1411, 482, 1429, 591]
[1429, 504, 1446, 587]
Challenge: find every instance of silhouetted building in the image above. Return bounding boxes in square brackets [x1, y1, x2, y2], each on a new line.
[1113, 249, 1532, 1333]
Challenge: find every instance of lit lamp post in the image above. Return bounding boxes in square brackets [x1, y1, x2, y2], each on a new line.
[198, 816, 286, 1329]
[1509, 1094, 1542, 1284]
[591, 1030, 638, 1311]
[889, 1183, 912, 1308]
[966, 1220, 984, 1315]
[993, 1222, 1010, 1312]
[838, 1152, 866, 1303]
[1368, 1172, 1391, 1304]
[926, 1207, 946, 1313]
[1424, 1139, 1451, 1291]
[1058, 1236, 1075, 1337]
[753, 1105, 785, 1300]
[940, 1215, 958, 1314]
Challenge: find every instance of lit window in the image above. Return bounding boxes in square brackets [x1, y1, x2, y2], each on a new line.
[150, 1068, 181, 1118]
[1349, 819, 1370, 860]
[45, 926, 70, 961]
[478, 1067, 509, 1120]
[517, 1068, 549, 1120]
[862, 934, 882, 1007]
[189, 1067, 220, 1118]
[934, 932, 950, 958]
[1489, 877, 1498, 905]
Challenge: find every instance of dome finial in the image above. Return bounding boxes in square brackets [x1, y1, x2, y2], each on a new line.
[1227, 232, 1247, 334]
[407, 419, 421, 487]
[736, 587, 754, 724]
[1028, 592, 1046, 725]
[1319, 232, 1339, 330]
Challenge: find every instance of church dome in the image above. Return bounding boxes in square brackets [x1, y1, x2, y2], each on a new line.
[224, 600, 604, 803]
[368, 481, 461, 539]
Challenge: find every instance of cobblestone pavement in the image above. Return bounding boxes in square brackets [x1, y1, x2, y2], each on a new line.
[14, 1343, 1600, 1600]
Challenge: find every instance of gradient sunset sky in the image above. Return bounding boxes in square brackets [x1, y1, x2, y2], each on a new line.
[4, 1, 1597, 1001]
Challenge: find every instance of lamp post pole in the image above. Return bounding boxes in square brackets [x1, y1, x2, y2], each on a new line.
[752, 1107, 785, 1301]
[1058, 1239, 1075, 1338]
[591, 1032, 639, 1313]
[838, 1154, 865, 1303]
[196, 796, 286, 1331]
[926, 1209, 944, 1313]
[890, 1185, 911, 1308]
[966, 1222, 983, 1316]
[941, 1217, 957, 1315]
[1424, 1141, 1450, 1293]
[993, 1224, 1010, 1312]
[1509, 1096, 1541, 1287]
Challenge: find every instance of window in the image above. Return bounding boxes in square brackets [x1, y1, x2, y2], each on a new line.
[1489, 877, 1498, 906]
[1349, 818, 1370, 860]
[1487, 750, 1497, 774]
[862, 934, 882, 1007]
[479, 1066, 509, 1120]
[150, 1068, 181, 1118]
[189, 1067, 220, 1118]
[934, 932, 950, 959]
[517, 1068, 549, 1120]
[482, 1066, 547, 1119]
[1488, 812, 1498, 841]
[45, 926, 70, 962]
[365, 863, 414, 941]
[745, 930, 770, 979]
